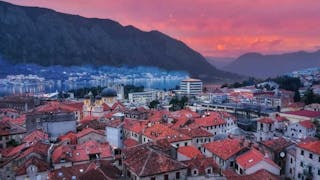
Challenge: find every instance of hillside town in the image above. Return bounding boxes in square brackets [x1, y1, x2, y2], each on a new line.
[0, 77, 320, 180]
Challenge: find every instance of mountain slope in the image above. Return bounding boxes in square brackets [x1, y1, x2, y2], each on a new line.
[205, 56, 235, 69]
[0, 1, 241, 82]
[223, 50, 320, 78]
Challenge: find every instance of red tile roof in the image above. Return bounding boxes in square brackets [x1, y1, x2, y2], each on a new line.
[195, 113, 226, 127]
[0, 120, 26, 136]
[81, 116, 99, 123]
[261, 137, 293, 152]
[12, 116, 26, 126]
[257, 117, 274, 124]
[4, 143, 27, 157]
[0, 108, 18, 113]
[299, 120, 315, 129]
[49, 160, 121, 180]
[18, 142, 50, 159]
[283, 110, 320, 118]
[203, 138, 246, 160]
[76, 128, 104, 138]
[227, 169, 280, 180]
[123, 138, 139, 148]
[34, 101, 79, 113]
[274, 116, 289, 122]
[298, 140, 320, 155]
[23, 129, 48, 144]
[178, 128, 213, 138]
[143, 123, 191, 143]
[78, 119, 107, 131]
[123, 144, 187, 177]
[58, 131, 77, 144]
[236, 148, 279, 169]
[183, 155, 219, 175]
[105, 119, 124, 128]
[15, 157, 49, 176]
[123, 119, 146, 134]
[178, 146, 202, 159]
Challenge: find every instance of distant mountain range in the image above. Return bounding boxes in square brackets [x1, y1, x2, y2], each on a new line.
[223, 50, 320, 78]
[205, 56, 235, 69]
[0, 1, 241, 83]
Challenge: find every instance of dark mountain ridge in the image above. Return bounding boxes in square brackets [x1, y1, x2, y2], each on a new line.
[223, 50, 320, 78]
[0, 1, 241, 82]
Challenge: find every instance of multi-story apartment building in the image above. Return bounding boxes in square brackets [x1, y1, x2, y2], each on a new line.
[180, 78, 203, 96]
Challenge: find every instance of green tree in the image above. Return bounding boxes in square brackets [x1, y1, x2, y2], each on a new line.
[169, 96, 188, 111]
[149, 100, 160, 109]
[304, 89, 315, 105]
[294, 90, 301, 102]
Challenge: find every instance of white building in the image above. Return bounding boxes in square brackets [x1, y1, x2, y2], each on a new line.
[235, 148, 280, 175]
[128, 90, 164, 104]
[105, 120, 124, 149]
[180, 78, 203, 96]
[285, 120, 316, 139]
[255, 118, 275, 142]
[294, 140, 320, 180]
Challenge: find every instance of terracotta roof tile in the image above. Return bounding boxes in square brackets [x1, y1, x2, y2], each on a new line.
[123, 138, 139, 148]
[123, 144, 187, 177]
[257, 117, 274, 124]
[283, 110, 320, 118]
[143, 123, 191, 143]
[183, 155, 219, 175]
[261, 137, 293, 152]
[0, 120, 26, 136]
[299, 120, 315, 129]
[298, 140, 320, 155]
[15, 157, 49, 176]
[203, 138, 246, 160]
[227, 169, 280, 180]
[76, 128, 104, 138]
[236, 148, 279, 169]
[23, 129, 48, 144]
[194, 113, 226, 127]
[178, 128, 213, 138]
[178, 146, 202, 158]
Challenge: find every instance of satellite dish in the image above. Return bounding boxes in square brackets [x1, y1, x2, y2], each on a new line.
[280, 152, 285, 158]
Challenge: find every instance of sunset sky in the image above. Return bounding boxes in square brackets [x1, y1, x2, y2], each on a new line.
[4, 0, 320, 58]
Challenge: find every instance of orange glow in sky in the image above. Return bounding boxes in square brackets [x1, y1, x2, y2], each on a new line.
[5, 0, 320, 58]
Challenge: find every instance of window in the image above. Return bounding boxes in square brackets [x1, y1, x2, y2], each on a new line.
[240, 169, 243, 175]
[150, 177, 156, 180]
[193, 170, 198, 175]
[176, 144, 179, 148]
[176, 172, 180, 179]
[298, 173, 301, 178]
[309, 153, 313, 159]
[290, 158, 293, 164]
[289, 168, 292, 174]
[318, 169, 320, 176]
[301, 150, 304, 156]
[300, 162, 304, 167]
[164, 174, 169, 180]
[185, 142, 188, 146]
[207, 168, 212, 174]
